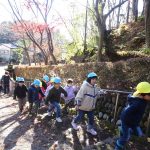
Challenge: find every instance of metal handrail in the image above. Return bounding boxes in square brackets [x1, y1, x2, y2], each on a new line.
[99, 88, 132, 94]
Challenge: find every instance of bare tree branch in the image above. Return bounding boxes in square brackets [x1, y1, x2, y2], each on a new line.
[105, 0, 128, 19]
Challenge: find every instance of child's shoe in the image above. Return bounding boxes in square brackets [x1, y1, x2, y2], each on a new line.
[56, 117, 62, 122]
[87, 128, 97, 135]
[71, 121, 79, 130]
[115, 141, 124, 150]
[47, 111, 52, 116]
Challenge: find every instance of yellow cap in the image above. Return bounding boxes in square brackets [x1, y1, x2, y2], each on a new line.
[133, 82, 150, 96]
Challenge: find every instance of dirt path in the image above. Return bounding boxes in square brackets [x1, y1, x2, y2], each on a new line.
[0, 94, 150, 150]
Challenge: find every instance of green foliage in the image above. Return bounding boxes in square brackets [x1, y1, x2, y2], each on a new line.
[12, 47, 23, 63]
[137, 16, 145, 22]
[141, 48, 150, 54]
[51, 1, 99, 62]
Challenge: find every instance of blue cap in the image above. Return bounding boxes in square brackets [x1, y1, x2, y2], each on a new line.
[54, 77, 61, 84]
[33, 79, 41, 86]
[19, 77, 25, 82]
[87, 72, 97, 78]
[16, 77, 21, 82]
[43, 75, 49, 83]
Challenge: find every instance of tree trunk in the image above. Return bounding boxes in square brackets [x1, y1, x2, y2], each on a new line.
[126, 0, 130, 23]
[132, 0, 139, 21]
[117, 0, 122, 28]
[145, 0, 150, 48]
[94, 0, 128, 61]
[141, 0, 145, 16]
[97, 22, 104, 62]
[50, 52, 57, 64]
[46, 28, 57, 64]
[44, 57, 48, 65]
[24, 48, 31, 66]
[94, 0, 103, 62]
[33, 43, 37, 65]
[83, 0, 88, 56]
[107, 0, 112, 30]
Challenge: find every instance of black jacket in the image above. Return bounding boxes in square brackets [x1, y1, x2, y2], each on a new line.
[14, 85, 28, 99]
[45, 86, 67, 104]
[121, 95, 147, 127]
[1, 75, 10, 85]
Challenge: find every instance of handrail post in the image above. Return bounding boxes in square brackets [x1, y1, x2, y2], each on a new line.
[113, 93, 120, 123]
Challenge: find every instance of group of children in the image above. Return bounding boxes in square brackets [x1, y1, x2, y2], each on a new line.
[12, 72, 150, 150]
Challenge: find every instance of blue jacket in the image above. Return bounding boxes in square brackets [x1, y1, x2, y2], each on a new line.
[28, 85, 44, 103]
[121, 95, 147, 127]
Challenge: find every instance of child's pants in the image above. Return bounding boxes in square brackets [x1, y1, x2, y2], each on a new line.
[29, 100, 41, 114]
[49, 102, 61, 118]
[73, 110, 94, 129]
[17, 97, 26, 112]
[115, 122, 143, 149]
[64, 98, 75, 113]
[4, 84, 9, 94]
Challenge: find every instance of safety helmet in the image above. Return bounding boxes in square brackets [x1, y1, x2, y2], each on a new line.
[54, 77, 61, 84]
[87, 72, 97, 78]
[133, 82, 150, 96]
[43, 75, 50, 83]
[33, 79, 41, 86]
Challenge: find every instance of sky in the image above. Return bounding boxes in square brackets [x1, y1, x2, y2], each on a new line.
[0, 0, 144, 40]
[0, 0, 144, 23]
[0, 0, 86, 23]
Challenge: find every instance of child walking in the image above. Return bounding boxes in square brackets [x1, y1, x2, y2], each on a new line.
[14, 77, 28, 113]
[1, 71, 10, 94]
[39, 75, 50, 107]
[45, 77, 67, 122]
[71, 72, 100, 135]
[28, 79, 45, 115]
[115, 82, 150, 150]
[45, 77, 55, 97]
[41, 75, 50, 93]
[62, 78, 77, 114]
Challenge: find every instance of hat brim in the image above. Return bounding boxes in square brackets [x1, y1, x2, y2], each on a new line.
[19, 81, 24, 83]
[133, 91, 139, 96]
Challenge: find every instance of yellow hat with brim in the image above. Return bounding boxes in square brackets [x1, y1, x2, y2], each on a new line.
[133, 82, 150, 96]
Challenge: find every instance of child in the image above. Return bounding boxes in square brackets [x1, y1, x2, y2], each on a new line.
[14, 77, 28, 113]
[28, 79, 45, 115]
[0, 81, 2, 94]
[1, 71, 10, 94]
[15, 77, 21, 86]
[39, 75, 49, 107]
[45, 77, 67, 122]
[71, 72, 99, 136]
[41, 75, 50, 93]
[62, 78, 77, 114]
[45, 77, 55, 97]
[115, 82, 150, 150]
